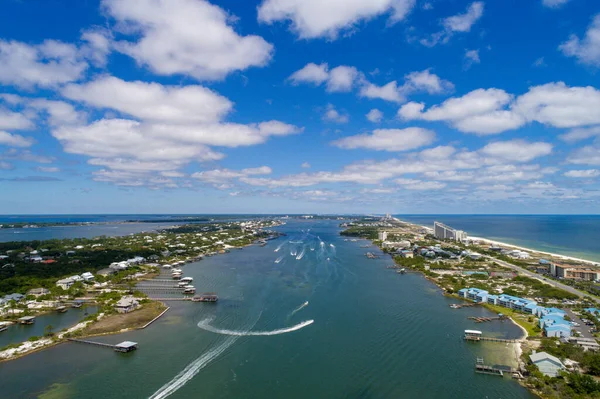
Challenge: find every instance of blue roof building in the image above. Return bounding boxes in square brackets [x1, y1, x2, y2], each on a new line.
[487, 294, 498, 305]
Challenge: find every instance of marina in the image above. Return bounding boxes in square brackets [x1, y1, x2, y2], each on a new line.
[68, 339, 138, 353]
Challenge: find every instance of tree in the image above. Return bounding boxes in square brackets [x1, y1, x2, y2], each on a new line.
[44, 324, 54, 337]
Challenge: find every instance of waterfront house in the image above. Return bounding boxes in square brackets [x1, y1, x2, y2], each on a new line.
[4, 293, 25, 302]
[486, 294, 498, 305]
[115, 296, 139, 314]
[529, 352, 566, 377]
[463, 288, 488, 302]
[56, 278, 75, 290]
[27, 288, 50, 297]
[81, 272, 94, 281]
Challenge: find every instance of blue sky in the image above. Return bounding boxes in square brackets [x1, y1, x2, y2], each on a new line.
[1, 0, 600, 214]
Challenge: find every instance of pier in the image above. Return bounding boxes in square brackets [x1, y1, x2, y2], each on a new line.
[475, 358, 520, 377]
[467, 315, 507, 323]
[68, 338, 138, 352]
[464, 330, 519, 343]
[450, 303, 479, 309]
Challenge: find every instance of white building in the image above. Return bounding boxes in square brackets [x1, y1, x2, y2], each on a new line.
[433, 222, 467, 242]
[378, 231, 388, 241]
[81, 272, 94, 281]
[56, 278, 75, 290]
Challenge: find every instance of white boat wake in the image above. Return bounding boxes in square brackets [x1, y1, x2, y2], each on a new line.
[296, 248, 305, 260]
[274, 242, 285, 252]
[290, 249, 297, 256]
[290, 301, 309, 316]
[274, 255, 284, 264]
[149, 335, 239, 399]
[197, 319, 314, 336]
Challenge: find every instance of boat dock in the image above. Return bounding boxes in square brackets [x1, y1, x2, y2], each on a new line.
[475, 358, 520, 378]
[450, 303, 479, 309]
[467, 315, 507, 323]
[365, 252, 379, 259]
[464, 330, 519, 343]
[68, 338, 138, 353]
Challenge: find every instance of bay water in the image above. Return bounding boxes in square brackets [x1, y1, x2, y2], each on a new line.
[0, 220, 533, 398]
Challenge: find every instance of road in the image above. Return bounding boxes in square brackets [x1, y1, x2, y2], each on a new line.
[485, 256, 589, 299]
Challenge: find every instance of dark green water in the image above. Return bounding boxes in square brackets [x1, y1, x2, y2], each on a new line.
[0, 220, 534, 398]
[0, 306, 98, 348]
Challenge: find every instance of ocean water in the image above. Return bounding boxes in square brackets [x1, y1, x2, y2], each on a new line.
[0, 220, 533, 399]
[398, 214, 600, 262]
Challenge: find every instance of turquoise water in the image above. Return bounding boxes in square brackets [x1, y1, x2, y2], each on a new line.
[0, 306, 98, 348]
[399, 214, 600, 262]
[0, 220, 533, 399]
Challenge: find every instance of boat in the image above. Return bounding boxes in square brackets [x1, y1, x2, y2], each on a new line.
[172, 274, 182, 280]
[0, 325, 8, 333]
[55, 305, 67, 313]
[178, 281, 188, 287]
[180, 277, 193, 283]
[183, 286, 196, 294]
[399, 268, 406, 274]
[192, 293, 218, 302]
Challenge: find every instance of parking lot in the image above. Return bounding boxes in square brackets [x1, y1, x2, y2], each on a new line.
[566, 308, 597, 339]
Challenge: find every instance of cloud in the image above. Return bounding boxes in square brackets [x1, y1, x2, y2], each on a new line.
[480, 140, 553, 162]
[360, 69, 453, 102]
[327, 66, 360, 92]
[36, 166, 60, 173]
[332, 128, 435, 152]
[559, 126, 600, 142]
[80, 27, 112, 67]
[464, 49, 480, 69]
[533, 57, 546, 67]
[28, 99, 84, 126]
[288, 63, 359, 92]
[513, 82, 600, 128]
[568, 145, 600, 165]
[559, 14, 600, 67]
[322, 104, 349, 123]
[398, 88, 523, 134]
[0, 131, 35, 147]
[0, 39, 87, 88]
[192, 166, 272, 185]
[420, 2, 484, 47]
[104, 0, 273, 80]
[63, 76, 232, 124]
[564, 169, 600, 178]
[395, 178, 446, 190]
[301, 162, 311, 168]
[543, 0, 571, 8]
[0, 108, 34, 130]
[359, 80, 404, 102]
[366, 109, 384, 123]
[399, 82, 600, 135]
[288, 63, 329, 85]
[257, 0, 416, 40]
[0, 176, 62, 182]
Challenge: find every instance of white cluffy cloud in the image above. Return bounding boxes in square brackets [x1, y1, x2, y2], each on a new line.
[63, 76, 232, 124]
[564, 169, 600, 178]
[399, 82, 600, 135]
[559, 14, 600, 67]
[258, 0, 416, 40]
[0, 39, 87, 88]
[332, 128, 435, 152]
[480, 140, 553, 162]
[360, 69, 454, 102]
[192, 166, 272, 185]
[0, 131, 35, 147]
[288, 63, 360, 92]
[104, 0, 273, 80]
[366, 109, 384, 123]
[322, 104, 349, 123]
[464, 49, 480, 69]
[420, 2, 484, 47]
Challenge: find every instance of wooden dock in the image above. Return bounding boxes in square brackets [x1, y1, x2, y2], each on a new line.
[68, 338, 138, 352]
[450, 303, 479, 309]
[464, 335, 519, 343]
[468, 316, 507, 323]
[475, 358, 518, 377]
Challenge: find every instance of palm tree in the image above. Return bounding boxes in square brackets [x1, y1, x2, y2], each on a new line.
[44, 324, 54, 337]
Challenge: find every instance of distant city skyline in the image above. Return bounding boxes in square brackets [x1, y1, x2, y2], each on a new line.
[0, 0, 599, 214]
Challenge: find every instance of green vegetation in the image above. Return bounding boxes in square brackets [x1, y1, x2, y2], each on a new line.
[340, 226, 378, 239]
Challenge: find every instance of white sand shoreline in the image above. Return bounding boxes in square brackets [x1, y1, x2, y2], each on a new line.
[396, 218, 599, 266]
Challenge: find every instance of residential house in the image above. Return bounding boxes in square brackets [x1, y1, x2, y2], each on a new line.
[27, 288, 50, 297]
[529, 352, 566, 377]
[56, 278, 75, 290]
[115, 296, 139, 314]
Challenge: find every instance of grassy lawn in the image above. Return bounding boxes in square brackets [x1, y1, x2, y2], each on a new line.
[82, 301, 167, 336]
[483, 303, 541, 337]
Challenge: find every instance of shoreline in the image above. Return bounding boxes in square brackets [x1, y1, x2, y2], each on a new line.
[396, 217, 600, 266]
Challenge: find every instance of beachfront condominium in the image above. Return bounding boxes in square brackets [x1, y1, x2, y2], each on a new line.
[378, 231, 388, 241]
[550, 263, 600, 281]
[433, 222, 467, 242]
